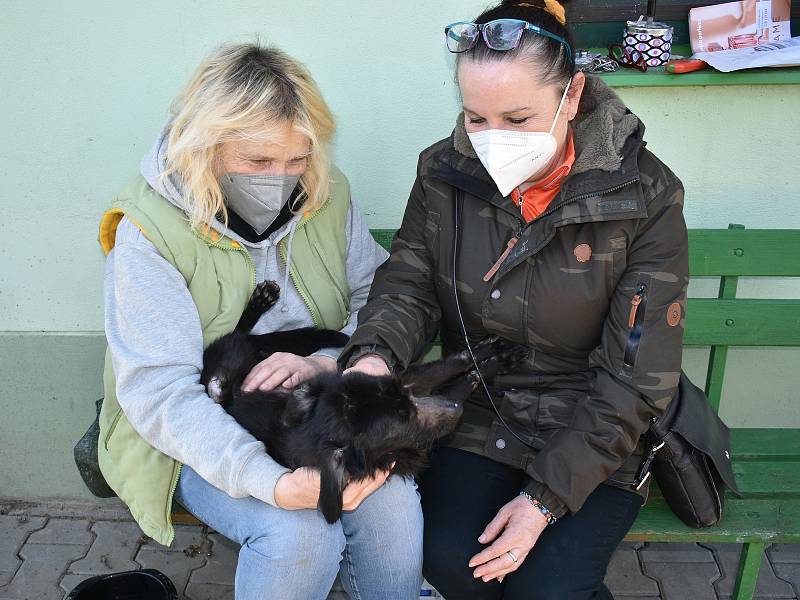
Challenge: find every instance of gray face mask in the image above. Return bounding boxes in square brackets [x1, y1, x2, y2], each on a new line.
[219, 173, 301, 234]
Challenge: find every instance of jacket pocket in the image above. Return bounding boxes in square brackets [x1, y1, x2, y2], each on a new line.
[485, 389, 541, 466]
[536, 390, 582, 430]
[103, 406, 124, 451]
[498, 388, 539, 429]
[485, 420, 534, 469]
[312, 241, 350, 324]
[485, 388, 583, 466]
[623, 282, 648, 368]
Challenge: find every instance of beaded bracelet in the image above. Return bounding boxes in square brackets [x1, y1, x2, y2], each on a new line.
[519, 491, 558, 526]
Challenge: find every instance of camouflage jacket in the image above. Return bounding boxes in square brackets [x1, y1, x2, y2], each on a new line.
[340, 76, 688, 518]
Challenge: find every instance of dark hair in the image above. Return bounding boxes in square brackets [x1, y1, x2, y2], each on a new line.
[457, 0, 575, 88]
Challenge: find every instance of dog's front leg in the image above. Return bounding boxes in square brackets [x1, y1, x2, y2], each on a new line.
[400, 337, 530, 395]
[398, 337, 499, 395]
[235, 280, 280, 333]
[430, 371, 482, 402]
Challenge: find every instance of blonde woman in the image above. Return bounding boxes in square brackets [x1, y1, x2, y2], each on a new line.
[97, 43, 423, 599]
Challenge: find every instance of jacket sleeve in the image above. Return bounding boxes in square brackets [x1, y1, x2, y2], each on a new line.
[338, 165, 442, 371]
[524, 177, 689, 518]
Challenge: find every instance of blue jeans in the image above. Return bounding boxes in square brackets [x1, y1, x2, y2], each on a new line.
[175, 465, 423, 600]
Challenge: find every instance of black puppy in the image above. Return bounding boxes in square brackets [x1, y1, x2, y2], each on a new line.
[201, 281, 526, 523]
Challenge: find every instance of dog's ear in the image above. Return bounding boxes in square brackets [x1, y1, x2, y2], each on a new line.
[318, 446, 347, 524]
[281, 384, 317, 427]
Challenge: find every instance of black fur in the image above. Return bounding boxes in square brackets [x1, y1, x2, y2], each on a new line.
[201, 281, 527, 523]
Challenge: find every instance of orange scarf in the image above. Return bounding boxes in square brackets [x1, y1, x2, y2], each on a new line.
[511, 133, 575, 223]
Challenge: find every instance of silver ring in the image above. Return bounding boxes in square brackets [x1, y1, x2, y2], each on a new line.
[507, 550, 518, 563]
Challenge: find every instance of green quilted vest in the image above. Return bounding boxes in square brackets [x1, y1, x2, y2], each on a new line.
[97, 169, 351, 546]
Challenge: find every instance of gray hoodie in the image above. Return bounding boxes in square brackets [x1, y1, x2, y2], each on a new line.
[103, 123, 388, 506]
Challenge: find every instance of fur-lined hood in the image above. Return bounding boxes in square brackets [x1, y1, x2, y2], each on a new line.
[452, 75, 642, 178]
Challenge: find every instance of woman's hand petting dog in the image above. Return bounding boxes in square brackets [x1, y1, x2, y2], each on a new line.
[274, 466, 393, 511]
[242, 353, 337, 392]
[469, 495, 549, 583]
[343, 354, 391, 377]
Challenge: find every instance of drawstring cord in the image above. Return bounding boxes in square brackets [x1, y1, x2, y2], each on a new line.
[280, 219, 299, 312]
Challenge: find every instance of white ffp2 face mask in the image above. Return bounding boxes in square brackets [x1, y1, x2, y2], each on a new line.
[467, 78, 572, 198]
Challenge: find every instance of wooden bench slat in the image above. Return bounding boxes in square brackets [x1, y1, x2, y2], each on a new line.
[732, 429, 800, 460]
[649, 457, 800, 497]
[688, 229, 800, 277]
[171, 507, 200, 526]
[684, 299, 800, 346]
[628, 497, 800, 543]
[371, 229, 395, 252]
[732, 461, 800, 496]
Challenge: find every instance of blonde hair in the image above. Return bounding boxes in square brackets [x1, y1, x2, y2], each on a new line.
[162, 42, 336, 230]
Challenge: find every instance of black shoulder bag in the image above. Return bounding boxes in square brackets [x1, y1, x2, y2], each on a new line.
[73, 398, 116, 498]
[636, 372, 741, 527]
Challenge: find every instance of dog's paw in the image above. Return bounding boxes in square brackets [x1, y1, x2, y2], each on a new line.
[206, 376, 225, 403]
[249, 280, 280, 314]
[493, 341, 530, 370]
[472, 340, 529, 378]
[469, 336, 499, 363]
[466, 370, 481, 388]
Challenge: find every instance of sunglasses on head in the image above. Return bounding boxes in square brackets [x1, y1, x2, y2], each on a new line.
[445, 18, 572, 62]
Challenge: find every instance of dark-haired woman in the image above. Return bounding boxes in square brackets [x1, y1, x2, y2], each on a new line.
[342, 1, 688, 598]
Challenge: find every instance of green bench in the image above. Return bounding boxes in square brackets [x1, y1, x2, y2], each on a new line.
[177, 224, 799, 599]
[370, 224, 800, 600]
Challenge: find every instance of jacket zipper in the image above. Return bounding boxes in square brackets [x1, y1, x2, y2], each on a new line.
[165, 462, 183, 545]
[541, 178, 640, 222]
[483, 222, 524, 281]
[194, 231, 258, 293]
[623, 283, 648, 367]
[483, 179, 639, 282]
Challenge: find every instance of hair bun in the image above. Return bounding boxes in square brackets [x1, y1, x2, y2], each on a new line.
[503, 0, 567, 25]
[543, 0, 566, 25]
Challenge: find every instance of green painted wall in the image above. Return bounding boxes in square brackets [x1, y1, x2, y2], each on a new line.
[1, 1, 798, 500]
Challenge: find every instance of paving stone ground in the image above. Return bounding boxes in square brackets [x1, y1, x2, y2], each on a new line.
[0, 499, 797, 600]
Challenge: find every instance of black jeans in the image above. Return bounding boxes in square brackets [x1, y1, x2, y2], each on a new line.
[419, 447, 643, 600]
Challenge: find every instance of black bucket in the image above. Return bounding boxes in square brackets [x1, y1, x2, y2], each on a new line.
[65, 569, 178, 600]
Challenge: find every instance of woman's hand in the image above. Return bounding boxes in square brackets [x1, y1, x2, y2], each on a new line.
[273, 467, 392, 511]
[469, 495, 549, 583]
[242, 353, 336, 392]
[343, 354, 390, 377]
[341, 469, 393, 511]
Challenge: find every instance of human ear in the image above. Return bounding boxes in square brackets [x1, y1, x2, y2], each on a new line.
[567, 71, 586, 120]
